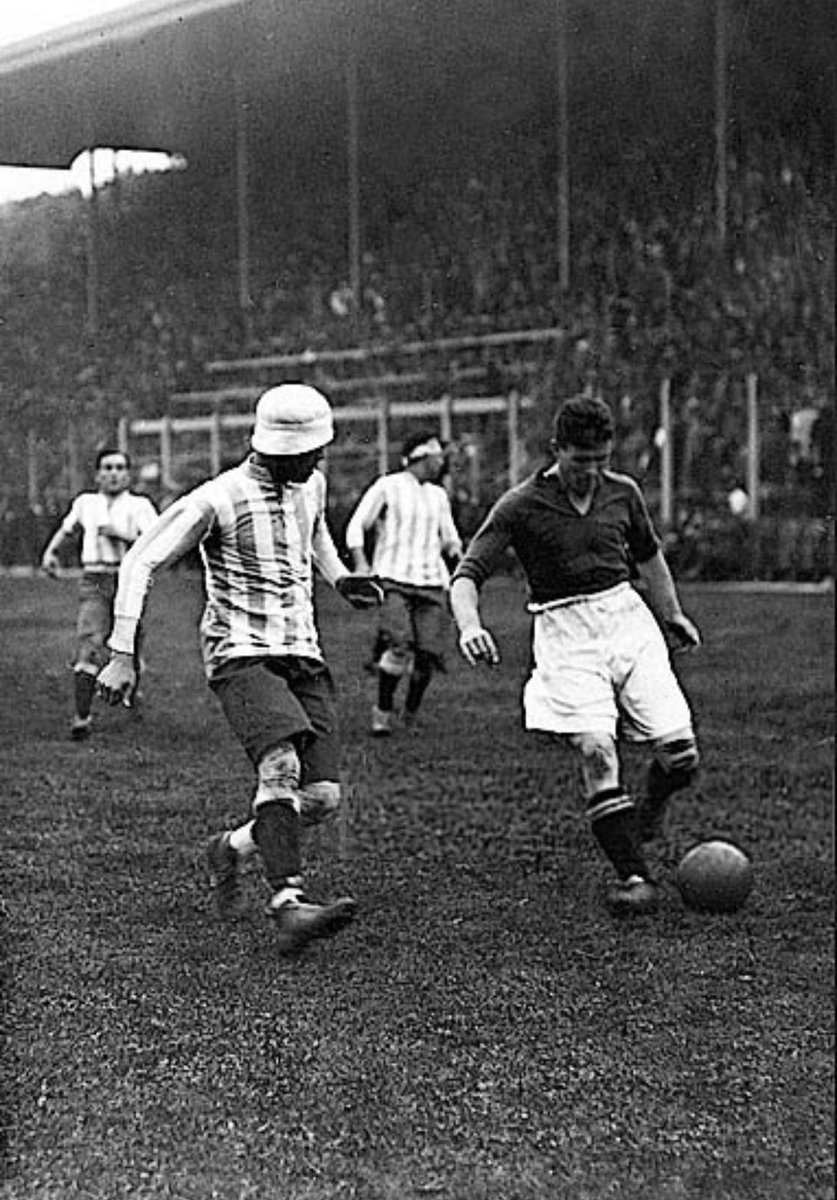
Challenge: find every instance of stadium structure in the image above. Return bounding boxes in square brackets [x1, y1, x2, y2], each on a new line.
[0, 0, 833, 578]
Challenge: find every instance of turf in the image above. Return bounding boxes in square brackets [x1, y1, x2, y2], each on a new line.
[0, 571, 833, 1199]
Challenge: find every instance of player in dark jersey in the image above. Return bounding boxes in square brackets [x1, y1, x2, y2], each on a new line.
[451, 394, 701, 916]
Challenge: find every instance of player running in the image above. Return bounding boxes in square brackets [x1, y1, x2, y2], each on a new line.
[345, 433, 462, 736]
[41, 448, 158, 740]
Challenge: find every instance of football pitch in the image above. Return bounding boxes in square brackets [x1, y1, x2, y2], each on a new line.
[1, 571, 833, 1200]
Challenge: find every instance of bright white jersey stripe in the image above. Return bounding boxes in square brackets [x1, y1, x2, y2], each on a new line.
[345, 471, 462, 587]
[110, 460, 346, 678]
[60, 490, 158, 569]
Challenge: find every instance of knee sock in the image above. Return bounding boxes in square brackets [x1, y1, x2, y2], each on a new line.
[643, 757, 695, 819]
[587, 788, 648, 881]
[74, 671, 96, 719]
[405, 663, 433, 715]
[253, 800, 301, 890]
[377, 667, 400, 712]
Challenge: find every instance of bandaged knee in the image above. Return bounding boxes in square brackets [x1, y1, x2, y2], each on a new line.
[572, 732, 620, 799]
[299, 780, 341, 827]
[379, 648, 412, 677]
[253, 742, 301, 813]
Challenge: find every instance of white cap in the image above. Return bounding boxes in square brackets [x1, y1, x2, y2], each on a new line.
[251, 384, 334, 456]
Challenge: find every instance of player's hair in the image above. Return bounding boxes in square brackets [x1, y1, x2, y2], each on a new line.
[552, 395, 615, 449]
[96, 447, 131, 470]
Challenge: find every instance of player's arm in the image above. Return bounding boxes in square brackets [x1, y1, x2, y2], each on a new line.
[450, 576, 499, 666]
[636, 549, 701, 651]
[449, 505, 513, 666]
[312, 485, 383, 610]
[96, 499, 212, 705]
[439, 495, 464, 573]
[40, 505, 80, 575]
[344, 479, 387, 574]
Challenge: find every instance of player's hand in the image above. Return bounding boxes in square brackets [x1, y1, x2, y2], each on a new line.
[96, 654, 137, 707]
[41, 553, 61, 578]
[458, 626, 500, 667]
[335, 574, 385, 610]
[665, 614, 701, 654]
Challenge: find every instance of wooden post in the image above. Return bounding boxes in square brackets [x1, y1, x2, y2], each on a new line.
[346, 32, 362, 324]
[659, 378, 674, 527]
[507, 389, 522, 485]
[117, 416, 129, 456]
[234, 73, 252, 340]
[376, 393, 389, 476]
[746, 372, 760, 521]
[67, 415, 81, 497]
[440, 392, 454, 444]
[209, 409, 222, 477]
[160, 415, 174, 495]
[27, 428, 38, 511]
[555, 0, 570, 294]
[714, 0, 728, 245]
[85, 149, 100, 339]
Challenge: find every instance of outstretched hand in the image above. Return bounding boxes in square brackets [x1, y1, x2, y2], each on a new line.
[336, 574, 385, 610]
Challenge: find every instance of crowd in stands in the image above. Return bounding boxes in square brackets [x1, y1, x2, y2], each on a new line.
[0, 124, 832, 576]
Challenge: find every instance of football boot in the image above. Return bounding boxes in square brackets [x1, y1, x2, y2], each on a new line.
[267, 894, 357, 955]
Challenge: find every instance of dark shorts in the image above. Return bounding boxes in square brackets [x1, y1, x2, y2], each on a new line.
[379, 581, 450, 666]
[76, 571, 143, 672]
[75, 572, 117, 669]
[209, 655, 339, 784]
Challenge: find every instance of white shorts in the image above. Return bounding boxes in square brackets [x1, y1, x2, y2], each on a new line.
[523, 583, 693, 742]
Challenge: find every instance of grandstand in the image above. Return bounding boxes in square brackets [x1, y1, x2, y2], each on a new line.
[0, 0, 833, 576]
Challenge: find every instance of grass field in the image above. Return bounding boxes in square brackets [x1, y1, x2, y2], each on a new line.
[0, 570, 833, 1200]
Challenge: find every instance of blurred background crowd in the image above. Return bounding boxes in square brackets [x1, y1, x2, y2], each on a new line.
[0, 113, 833, 579]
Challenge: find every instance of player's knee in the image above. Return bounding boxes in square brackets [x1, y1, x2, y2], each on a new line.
[569, 732, 620, 794]
[379, 647, 411, 676]
[655, 735, 700, 787]
[299, 780, 341, 827]
[253, 741, 301, 812]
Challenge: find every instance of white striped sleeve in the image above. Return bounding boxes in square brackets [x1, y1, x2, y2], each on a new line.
[108, 498, 212, 653]
[439, 493, 462, 555]
[345, 477, 388, 550]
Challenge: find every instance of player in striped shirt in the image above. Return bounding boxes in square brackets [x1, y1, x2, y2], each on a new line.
[345, 433, 463, 736]
[95, 385, 383, 954]
[451, 394, 701, 917]
[41, 448, 158, 740]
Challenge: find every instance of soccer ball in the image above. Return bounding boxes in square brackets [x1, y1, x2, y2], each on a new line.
[676, 839, 754, 914]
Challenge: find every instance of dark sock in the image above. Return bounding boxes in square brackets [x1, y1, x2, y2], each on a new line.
[377, 668, 400, 712]
[253, 800, 301, 889]
[405, 664, 433, 715]
[74, 671, 96, 719]
[643, 757, 695, 815]
[587, 788, 648, 881]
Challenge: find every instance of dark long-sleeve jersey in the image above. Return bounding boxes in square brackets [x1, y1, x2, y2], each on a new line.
[453, 467, 661, 605]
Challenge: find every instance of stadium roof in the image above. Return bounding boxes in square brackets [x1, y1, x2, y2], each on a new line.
[0, 0, 832, 174]
[0, 0, 357, 168]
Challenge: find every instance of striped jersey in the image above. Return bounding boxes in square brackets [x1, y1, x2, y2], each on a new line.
[110, 459, 347, 678]
[345, 470, 462, 587]
[59, 490, 158, 571]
